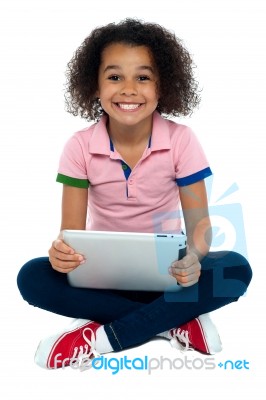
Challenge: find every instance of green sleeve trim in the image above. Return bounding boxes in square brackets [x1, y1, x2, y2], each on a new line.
[56, 173, 90, 188]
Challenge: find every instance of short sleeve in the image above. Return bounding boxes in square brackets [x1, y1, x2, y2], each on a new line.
[174, 127, 212, 187]
[56, 135, 90, 188]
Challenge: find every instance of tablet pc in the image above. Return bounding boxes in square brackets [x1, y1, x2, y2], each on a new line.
[63, 230, 186, 292]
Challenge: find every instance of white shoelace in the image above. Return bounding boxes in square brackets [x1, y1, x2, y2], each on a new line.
[170, 328, 191, 352]
[71, 327, 100, 372]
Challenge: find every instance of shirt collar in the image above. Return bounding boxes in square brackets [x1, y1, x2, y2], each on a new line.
[89, 111, 171, 156]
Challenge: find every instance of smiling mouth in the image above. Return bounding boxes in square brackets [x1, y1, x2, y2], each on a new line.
[116, 103, 142, 110]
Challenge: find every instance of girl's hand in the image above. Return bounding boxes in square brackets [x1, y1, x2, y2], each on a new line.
[48, 239, 85, 273]
[169, 247, 201, 287]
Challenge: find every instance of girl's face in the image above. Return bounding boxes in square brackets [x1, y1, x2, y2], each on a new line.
[96, 43, 159, 131]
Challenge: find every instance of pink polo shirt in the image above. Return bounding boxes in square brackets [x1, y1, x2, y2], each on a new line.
[56, 111, 212, 233]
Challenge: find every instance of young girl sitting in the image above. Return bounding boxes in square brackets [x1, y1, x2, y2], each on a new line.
[17, 18, 252, 370]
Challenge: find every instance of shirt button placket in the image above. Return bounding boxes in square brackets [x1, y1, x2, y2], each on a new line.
[127, 178, 136, 199]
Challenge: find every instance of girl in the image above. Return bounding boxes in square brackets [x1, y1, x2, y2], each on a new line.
[17, 18, 252, 370]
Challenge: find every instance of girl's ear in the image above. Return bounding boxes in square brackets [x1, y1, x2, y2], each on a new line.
[95, 89, 100, 98]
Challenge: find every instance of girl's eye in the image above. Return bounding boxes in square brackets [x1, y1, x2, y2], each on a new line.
[138, 76, 150, 81]
[108, 75, 120, 81]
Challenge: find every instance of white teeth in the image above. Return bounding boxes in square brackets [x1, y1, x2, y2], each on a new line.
[118, 103, 140, 110]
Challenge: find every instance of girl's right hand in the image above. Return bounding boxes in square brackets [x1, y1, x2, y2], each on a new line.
[48, 239, 85, 273]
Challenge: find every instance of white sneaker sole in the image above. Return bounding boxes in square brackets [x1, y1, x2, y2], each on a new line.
[34, 319, 91, 369]
[197, 313, 222, 354]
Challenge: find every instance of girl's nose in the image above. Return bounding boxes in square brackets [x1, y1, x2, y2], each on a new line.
[120, 80, 138, 96]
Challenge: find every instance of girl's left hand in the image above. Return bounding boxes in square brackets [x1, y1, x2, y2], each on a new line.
[169, 248, 201, 287]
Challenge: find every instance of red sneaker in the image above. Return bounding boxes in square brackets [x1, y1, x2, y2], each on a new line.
[34, 319, 101, 369]
[170, 313, 222, 354]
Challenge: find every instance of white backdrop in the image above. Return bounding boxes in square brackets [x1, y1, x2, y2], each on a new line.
[1, 0, 265, 398]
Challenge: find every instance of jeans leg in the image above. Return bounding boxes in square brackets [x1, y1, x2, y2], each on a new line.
[104, 251, 252, 351]
[17, 252, 252, 352]
[17, 257, 157, 323]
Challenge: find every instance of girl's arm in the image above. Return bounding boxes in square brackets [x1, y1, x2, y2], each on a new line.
[60, 185, 88, 231]
[48, 185, 88, 273]
[179, 180, 212, 260]
[169, 180, 212, 286]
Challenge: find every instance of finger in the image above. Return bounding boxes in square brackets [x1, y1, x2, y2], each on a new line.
[174, 271, 201, 286]
[49, 241, 85, 263]
[170, 260, 201, 276]
[53, 239, 75, 255]
[50, 249, 84, 263]
[49, 256, 83, 273]
[172, 273, 201, 286]
[178, 277, 200, 287]
[171, 254, 198, 270]
[169, 263, 201, 285]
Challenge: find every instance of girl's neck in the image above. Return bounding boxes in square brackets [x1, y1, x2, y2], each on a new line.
[107, 116, 152, 147]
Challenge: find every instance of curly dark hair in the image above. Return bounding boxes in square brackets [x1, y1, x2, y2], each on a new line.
[65, 18, 201, 121]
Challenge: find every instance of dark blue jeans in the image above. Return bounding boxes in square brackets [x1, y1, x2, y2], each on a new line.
[17, 251, 252, 352]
